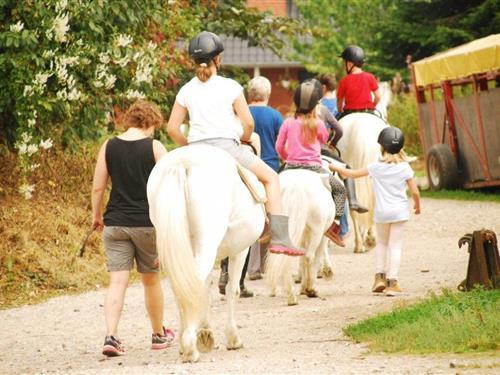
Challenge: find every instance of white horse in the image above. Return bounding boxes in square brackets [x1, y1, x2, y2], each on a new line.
[265, 169, 335, 305]
[375, 81, 392, 121]
[336, 113, 388, 253]
[147, 144, 265, 362]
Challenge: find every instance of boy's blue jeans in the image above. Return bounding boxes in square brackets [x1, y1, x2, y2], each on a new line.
[340, 201, 349, 237]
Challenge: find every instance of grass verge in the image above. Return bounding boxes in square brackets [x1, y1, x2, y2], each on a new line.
[344, 288, 500, 354]
[420, 189, 500, 203]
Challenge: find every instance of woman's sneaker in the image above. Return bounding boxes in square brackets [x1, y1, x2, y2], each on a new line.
[102, 335, 125, 357]
[385, 279, 402, 296]
[151, 327, 175, 350]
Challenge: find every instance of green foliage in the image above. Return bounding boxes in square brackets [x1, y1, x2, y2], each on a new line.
[292, 0, 499, 81]
[387, 94, 421, 156]
[344, 288, 500, 353]
[292, 0, 387, 77]
[0, 0, 302, 199]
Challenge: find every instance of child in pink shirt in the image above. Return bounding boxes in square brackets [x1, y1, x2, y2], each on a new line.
[275, 79, 347, 247]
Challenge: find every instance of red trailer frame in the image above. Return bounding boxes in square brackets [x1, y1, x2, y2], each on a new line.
[411, 36, 500, 190]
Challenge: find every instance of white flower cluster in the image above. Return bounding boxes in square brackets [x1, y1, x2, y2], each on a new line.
[19, 183, 35, 200]
[125, 89, 146, 100]
[23, 72, 53, 98]
[10, 21, 24, 33]
[115, 34, 133, 48]
[93, 64, 116, 90]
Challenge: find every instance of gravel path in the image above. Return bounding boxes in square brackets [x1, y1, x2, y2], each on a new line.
[1, 198, 499, 374]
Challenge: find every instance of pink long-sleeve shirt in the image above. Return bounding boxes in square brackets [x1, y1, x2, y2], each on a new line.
[275, 117, 329, 166]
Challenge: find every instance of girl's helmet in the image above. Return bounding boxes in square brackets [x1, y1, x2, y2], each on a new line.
[188, 31, 224, 64]
[378, 127, 405, 154]
[340, 45, 365, 67]
[294, 79, 322, 113]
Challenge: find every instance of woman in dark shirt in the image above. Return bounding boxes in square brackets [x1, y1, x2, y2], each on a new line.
[91, 101, 173, 356]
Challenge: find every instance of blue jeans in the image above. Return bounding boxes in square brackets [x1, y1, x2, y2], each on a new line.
[340, 201, 349, 236]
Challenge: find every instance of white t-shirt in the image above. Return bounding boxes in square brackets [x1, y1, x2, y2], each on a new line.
[176, 75, 244, 143]
[367, 161, 414, 223]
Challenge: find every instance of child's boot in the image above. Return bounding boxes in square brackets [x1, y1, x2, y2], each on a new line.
[268, 214, 305, 256]
[371, 273, 386, 293]
[325, 221, 346, 247]
[385, 279, 402, 296]
[344, 178, 368, 213]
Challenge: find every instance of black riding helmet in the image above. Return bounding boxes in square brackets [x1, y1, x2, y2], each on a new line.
[188, 31, 224, 64]
[294, 79, 322, 113]
[339, 45, 365, 67]
[378, 127, 405, 154]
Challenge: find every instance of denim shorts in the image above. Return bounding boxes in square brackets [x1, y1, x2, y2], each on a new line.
[103, 226, 158, 273]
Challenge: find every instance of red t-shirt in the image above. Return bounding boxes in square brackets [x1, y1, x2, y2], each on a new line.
[337, 71, 378, 110]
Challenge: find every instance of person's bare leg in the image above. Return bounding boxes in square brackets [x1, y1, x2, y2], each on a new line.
[104, 270, 130, 336]
[248, 159, 281, 214]
[141, 272, 164, 334]
[248, 159, 304, 256]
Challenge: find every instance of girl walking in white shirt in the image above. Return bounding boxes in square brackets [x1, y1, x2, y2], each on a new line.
[167, 31, 303, 257]
[329, 127, 421, 296]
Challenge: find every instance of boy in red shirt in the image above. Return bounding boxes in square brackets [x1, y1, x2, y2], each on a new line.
[336, 45, 381, 119]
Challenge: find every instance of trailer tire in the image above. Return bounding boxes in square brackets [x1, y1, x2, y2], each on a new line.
[426, 144, 459, 190]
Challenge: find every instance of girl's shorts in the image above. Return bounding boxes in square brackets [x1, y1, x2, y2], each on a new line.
[189, 138, 259, 169]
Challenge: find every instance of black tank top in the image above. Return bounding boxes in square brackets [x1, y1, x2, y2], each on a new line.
[103, 137, 156, 227]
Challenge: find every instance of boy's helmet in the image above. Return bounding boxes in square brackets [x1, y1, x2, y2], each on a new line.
[378, 127, 405, 154]
[340, 45, 365, 67]
[294, 79, 322, 113]
[188, 31, 224, 64]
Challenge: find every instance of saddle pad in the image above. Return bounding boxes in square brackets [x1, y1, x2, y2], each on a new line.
[236, 163, 267, 204]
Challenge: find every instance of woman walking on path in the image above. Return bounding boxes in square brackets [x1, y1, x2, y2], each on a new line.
[91, 101, 174, 356]
[329, 127, 421, 296]
[167, 31, 303, 257]
[247, 76, 284, 278]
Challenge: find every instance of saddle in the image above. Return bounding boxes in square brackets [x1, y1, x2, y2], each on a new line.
[458, 229, 500, 291]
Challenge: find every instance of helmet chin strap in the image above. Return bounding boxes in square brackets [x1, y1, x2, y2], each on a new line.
[213, 57, 221, 70]
[345, 61, 355, 74]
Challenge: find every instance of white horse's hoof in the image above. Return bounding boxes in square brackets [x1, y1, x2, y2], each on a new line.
[354, 246, 367, 253]
[197, 328, 215, 353]
[181, 349, 200, 363]
[226, 338, 243, 350]
[287, 297, 298, 306]
[305, 288, 318, 298]
[322, 266, 334, 280]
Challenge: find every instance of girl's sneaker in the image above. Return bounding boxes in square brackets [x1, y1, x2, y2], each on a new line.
[151, 327, 175, 350]
[385, 279, 402, 296]
[102, 335, 125, 357]
[371, 273, 386, 293]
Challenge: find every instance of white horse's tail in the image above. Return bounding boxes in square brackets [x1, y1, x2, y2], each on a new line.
[154, 162, 207, 324]
[265, 171, 309, 292]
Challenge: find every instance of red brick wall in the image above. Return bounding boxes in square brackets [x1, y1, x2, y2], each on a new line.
[246, 0, 287, 16]
[245, 67, 300, 116]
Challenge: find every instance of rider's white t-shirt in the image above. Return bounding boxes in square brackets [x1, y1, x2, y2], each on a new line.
[176, 75, 244, 143]
[367, 161, 414, 223]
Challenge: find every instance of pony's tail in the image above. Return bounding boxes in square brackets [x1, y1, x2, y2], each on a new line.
[155, 163, 207, 324]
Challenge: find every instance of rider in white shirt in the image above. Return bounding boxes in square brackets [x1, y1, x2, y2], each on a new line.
[167, 31, 304, 257]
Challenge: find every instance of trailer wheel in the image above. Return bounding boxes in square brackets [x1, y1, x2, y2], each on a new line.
[426, 144, 459, 190]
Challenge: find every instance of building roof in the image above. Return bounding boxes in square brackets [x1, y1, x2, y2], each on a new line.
[220, 36, 301, 68]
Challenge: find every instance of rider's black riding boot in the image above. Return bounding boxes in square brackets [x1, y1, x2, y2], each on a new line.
[218, 257, 228, 295]
[344, 177, 368, 213]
